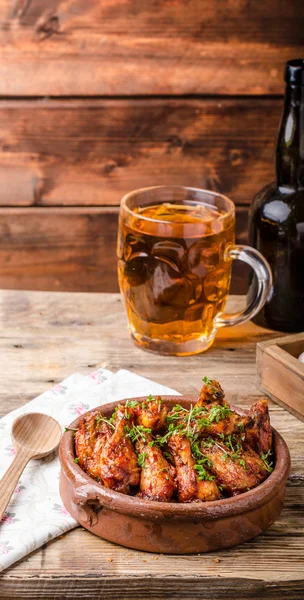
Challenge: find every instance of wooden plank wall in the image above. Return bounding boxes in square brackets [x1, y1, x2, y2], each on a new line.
[0, 0, 303, 293]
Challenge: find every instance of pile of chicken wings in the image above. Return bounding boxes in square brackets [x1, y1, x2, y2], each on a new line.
[74, 378, 273, 503]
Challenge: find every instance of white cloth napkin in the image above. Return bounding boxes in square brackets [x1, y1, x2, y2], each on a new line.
[0, 368, 179, 571]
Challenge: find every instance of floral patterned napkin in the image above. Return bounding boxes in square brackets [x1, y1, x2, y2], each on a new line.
[0, 368, 179, 571]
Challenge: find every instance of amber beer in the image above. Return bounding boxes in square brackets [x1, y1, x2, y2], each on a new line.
[117, 186, 272, 356]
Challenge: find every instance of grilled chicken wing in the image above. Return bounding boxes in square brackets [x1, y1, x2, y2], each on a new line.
[99, 405, 140, 493]
[75, 409, 112, 479]
[136, 435, 176, 502]
[168, 434, 220, 502]
[167, 401, 252, 440]
[194, 407, 252, 439]
[135, 396, 168, 433]
[199, 438, 268, 496]
[245, 399, 272, 455]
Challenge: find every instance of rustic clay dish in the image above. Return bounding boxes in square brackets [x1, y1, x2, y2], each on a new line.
[59, 396, 290, 554]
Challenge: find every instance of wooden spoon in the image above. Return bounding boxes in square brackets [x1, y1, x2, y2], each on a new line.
[0, 413, 62, 522]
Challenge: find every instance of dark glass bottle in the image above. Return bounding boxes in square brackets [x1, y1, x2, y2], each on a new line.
[248, 59, 304, 332]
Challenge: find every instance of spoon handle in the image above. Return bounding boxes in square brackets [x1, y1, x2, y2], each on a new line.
[0, 449, 32, 523]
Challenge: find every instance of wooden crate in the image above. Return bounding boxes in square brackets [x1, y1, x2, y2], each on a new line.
[257, 333, 304, 422]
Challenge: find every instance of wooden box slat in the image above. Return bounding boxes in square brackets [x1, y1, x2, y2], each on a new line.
[0, 206, 248, 293]
[0, 98, 280, 207]
[257, 333, 304, 422]
[0, 0, 303, 95]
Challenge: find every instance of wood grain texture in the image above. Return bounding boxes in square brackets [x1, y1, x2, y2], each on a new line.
[0, 98, 281, 208]
[0, 205, 249, 293]
[0, 0, 303, 95]
[0, 290, 302, 599]
[257, 335, 304, 422]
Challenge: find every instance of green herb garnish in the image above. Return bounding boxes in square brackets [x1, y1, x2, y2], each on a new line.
[225, 434, 242, 455]
[194, 461, 215, 481]
[64, 427, 78, 433]
[137, 452, 147, 468]
[126, 425, 152, 443]
[191, 442, 212, 466]
[208, 404, 231, 423]
[96, 414, 115, 430]
[201, 437, 216, 449]
[260, 450, 274, 473]
[74, 457, 80, 464]
[125, 400, 140, 408]
[147, 394, 155, 402]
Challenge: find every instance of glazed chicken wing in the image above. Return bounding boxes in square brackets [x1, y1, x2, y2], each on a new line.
[199, 437, 268, 496]
[136, 435, 176, 502]
[244, 399, 272, 455]
[99, 405, 140, 493]
[168, 434, 220, 503]
[134, 396, 168, 433]
[167, 400, 251, 441]
[194, 406, 252, 439]
[75, 409, 112, 479]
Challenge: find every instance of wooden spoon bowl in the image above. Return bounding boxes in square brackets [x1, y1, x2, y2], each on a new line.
[12, 413, 62, 458]
[0, 413, 62, 523]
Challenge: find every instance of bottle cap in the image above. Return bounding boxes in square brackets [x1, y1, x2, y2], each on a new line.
[284, 59, 304, 86]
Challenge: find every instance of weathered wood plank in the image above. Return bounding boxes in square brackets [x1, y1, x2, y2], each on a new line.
[0, 0, 303, 95]
[0, 205, 249, 293]
[0, 575, 303, 600]
[0, 98, 281, 207]
[0, 291, 302, 599]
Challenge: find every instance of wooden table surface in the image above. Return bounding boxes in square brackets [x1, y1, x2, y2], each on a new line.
[0, 290, 303, 600]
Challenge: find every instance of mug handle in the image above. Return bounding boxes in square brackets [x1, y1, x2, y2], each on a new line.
[214, 245, 273, 328]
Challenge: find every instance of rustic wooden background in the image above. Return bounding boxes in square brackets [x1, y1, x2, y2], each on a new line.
[0, 0, 303, 294]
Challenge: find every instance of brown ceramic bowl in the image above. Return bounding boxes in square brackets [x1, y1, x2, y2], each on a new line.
[59, 396, 290, 554]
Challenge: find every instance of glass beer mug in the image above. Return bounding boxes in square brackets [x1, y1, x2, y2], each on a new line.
[117, 186, 272, 356]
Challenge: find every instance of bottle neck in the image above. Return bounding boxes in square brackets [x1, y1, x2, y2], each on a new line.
[276, 84, 304, 190]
